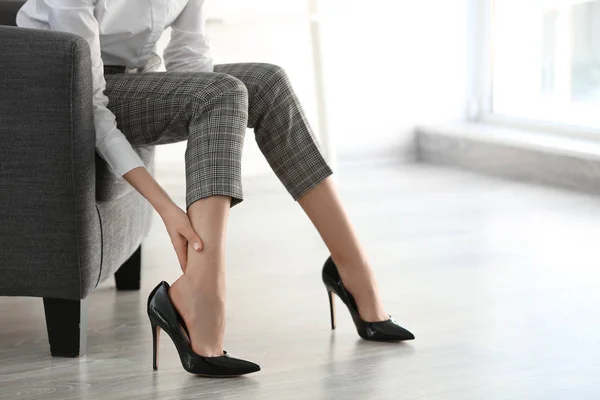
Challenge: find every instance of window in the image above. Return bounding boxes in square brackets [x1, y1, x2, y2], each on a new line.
[490, 0, 600, 130]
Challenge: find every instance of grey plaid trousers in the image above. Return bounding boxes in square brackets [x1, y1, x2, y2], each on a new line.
[103, 63, 332, 208]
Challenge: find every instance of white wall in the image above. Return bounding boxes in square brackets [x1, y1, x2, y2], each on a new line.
[318, 0, 471, 158]
[154, 0, 471, 172]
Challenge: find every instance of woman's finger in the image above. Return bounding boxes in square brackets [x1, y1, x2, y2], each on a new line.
[183, 224, 203, 252]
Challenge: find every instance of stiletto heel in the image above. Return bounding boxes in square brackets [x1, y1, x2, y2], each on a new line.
[322, 256, 415, 342]
[151, 321, 160, 370]
[327, 290, 336, 330]
[147, 281, 260, 376]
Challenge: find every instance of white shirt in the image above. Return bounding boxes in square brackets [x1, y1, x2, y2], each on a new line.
[16, 0, 213, 177]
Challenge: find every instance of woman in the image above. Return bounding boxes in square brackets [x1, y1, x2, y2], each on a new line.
[17, 0, 414, 376]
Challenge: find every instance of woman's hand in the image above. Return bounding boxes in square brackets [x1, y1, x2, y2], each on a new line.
[160, 205, 203, 272]
[122, 167, 202, 272]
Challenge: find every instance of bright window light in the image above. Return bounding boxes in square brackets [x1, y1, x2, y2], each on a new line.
[491, 0, 600, 129]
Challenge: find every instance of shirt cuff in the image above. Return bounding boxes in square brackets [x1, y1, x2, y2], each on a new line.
[96, 136, 146, 177]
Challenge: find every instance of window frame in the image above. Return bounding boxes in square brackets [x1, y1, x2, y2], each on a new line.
[475, 0, 600, 140]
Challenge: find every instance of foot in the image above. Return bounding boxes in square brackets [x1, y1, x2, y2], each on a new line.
[168, 274, 225, 357]
[334, 258, 390, 323]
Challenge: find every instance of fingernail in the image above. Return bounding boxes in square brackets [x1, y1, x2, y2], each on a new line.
[193, 242, 201, 251]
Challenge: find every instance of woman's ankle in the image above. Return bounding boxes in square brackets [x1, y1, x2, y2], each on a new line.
[331, 257, 389, 322]
[169, 275, 226, 357]
[333, 256, 374, 286]
[331, 252, 371, 273]
[172, 272, 225, 306]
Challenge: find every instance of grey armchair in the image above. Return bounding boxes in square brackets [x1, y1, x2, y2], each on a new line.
[0, 0, 155, 357]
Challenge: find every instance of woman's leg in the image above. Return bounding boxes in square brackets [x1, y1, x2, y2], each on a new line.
[298, 178, 387, 321]
[169, 196, 230, 357]
[213, 63, 388, 322]
[104, 71, 249, 355]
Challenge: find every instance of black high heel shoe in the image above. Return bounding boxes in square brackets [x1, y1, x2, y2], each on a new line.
[322, 257, 415, 341]
[147, 281, 260, 376]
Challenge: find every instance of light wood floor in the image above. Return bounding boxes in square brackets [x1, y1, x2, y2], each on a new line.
[1, 163, 600, 400]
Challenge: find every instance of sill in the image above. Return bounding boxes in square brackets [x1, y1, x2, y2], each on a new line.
[414, 122, 600, 195]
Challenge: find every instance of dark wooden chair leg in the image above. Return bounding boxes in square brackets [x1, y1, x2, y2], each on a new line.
[43, 297, 88, 357]
[114, 245, 142, 291]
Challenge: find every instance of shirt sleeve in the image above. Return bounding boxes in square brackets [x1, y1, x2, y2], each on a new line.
[164, 0, 214, 73]
[45, 0, 145, 177]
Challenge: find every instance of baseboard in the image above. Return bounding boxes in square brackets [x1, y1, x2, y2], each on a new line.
[415, 123, 600, 195]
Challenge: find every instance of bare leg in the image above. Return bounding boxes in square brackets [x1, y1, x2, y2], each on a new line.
[168, 196, 230, 357]
[299, 177, 388, 322]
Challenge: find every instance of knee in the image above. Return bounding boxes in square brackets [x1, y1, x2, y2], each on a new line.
[193, 73, 249, 110]
[189, 74, 248, 143]
[217, 73, 249, 97]
[257, 63, 287, 79]
[255, 63, 292, 92]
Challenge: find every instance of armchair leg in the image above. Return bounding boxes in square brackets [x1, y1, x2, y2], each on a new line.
[43, 297, 88, 357]
[115, 245, 142, 291]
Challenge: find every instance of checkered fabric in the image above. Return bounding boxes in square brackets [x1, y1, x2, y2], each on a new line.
[104, 63, 332, 208]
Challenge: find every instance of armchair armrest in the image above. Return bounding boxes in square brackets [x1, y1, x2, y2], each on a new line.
[0, 26, 101, 299]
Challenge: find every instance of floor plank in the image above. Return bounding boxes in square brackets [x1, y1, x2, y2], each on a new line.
[1, 163, 599, 399]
